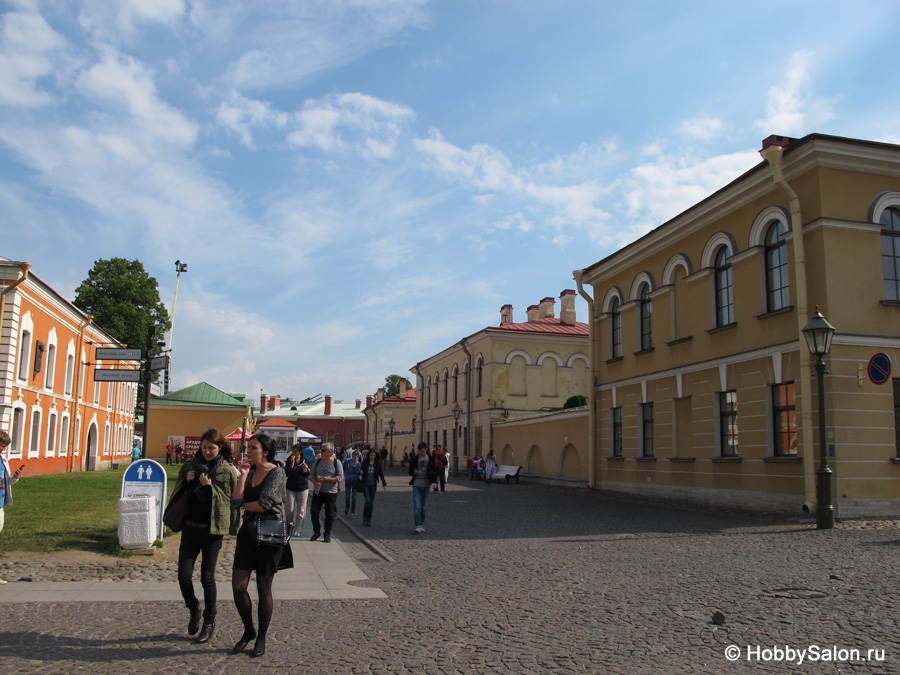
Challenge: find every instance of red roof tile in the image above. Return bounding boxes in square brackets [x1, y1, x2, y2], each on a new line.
[486, 317, 589, 337]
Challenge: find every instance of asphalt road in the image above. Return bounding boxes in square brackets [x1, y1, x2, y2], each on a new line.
[1, 467, 898, 674]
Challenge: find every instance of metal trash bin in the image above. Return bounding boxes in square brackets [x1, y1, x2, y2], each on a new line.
[117, 496, 158, 550]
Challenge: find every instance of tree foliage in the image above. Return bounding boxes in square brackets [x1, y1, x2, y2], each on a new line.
[383, 374, 413, 398]
[73, 258, 170, 355]
[563, 394, 588, 409]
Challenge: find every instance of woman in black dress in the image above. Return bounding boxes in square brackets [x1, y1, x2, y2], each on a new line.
[230, 434, 293, 658]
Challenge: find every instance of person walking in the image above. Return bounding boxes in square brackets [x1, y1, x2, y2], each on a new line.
[0, 430, 22, 584]
[231, 434, 293, 658]
[409, 441, 437, 534]
[309, 443, 343, 542]
[432, 445, 448, 492]
[283, 444, 310, 537]
[343, 449, 362, 518]
[485, 449, 497, 485]
[173, 428, 239, 644]
[359, 449, 387, 526]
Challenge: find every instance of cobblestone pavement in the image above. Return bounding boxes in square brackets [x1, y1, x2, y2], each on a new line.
[1, 469, 899, 674]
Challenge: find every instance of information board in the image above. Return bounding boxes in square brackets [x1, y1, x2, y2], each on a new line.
[121, 459, 167, 541]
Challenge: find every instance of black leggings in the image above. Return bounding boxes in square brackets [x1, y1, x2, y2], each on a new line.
[177, 527, 224, 621]
[232, 570, 275, 640]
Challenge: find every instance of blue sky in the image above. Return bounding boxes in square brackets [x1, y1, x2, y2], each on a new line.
[2, 0, 899, 403]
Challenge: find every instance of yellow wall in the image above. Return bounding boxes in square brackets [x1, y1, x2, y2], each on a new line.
[145, 404, 252, 461]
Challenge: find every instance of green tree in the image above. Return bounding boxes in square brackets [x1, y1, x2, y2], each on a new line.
[74, 258, 170, 402]
[563, 394, 588, 409]
[383, 374, 413, 398]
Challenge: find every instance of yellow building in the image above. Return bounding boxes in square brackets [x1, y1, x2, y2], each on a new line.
[362, 380, 417, 466]
[412, 290, 589, 478]
[577, 133, 900, 517]
[145, 382, 253, 461]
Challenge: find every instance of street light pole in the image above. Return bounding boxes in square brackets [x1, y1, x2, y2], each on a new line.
[801, 306, 836, 530]
[452, 403, 462, 477]
[388, 418, 395, 468]
[165, 260, 188, 394]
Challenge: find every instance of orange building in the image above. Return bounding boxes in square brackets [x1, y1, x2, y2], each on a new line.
[0, 258, 139, 475]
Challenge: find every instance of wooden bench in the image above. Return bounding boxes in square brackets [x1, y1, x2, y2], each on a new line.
[492, 465, 522, 484]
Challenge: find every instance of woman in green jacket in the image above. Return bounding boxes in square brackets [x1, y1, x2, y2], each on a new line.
[174, 428, 239, 644]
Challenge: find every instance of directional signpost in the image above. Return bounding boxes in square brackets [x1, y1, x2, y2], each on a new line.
[96, 347, 143, 361]
[94, 369, 141, 382]
[121, 459, 167, 541]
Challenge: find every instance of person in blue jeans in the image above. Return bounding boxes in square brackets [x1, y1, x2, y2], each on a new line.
[359, 449, 387, 526]
[343, 450, 362, 518]
[408, 442, 438, 534]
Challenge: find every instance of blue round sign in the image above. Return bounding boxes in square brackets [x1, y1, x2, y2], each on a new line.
[868, 353, 892, 385]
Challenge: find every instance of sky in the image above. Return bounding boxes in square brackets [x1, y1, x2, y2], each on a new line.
[2, 0, 899, 404]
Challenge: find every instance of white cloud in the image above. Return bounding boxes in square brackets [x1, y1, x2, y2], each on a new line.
[754, 50, 835, 135]
[677, 116, 725, 140]
[78, 0, 186, 40]
[0, 10, 67, 108]
[75, 51, 199, 146]
[215, 90, 289, 147]
[287, 92, 414, 158]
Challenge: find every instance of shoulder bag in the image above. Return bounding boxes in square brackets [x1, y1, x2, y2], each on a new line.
[162, 487, 188, 532]
[254, 514, 291, 548]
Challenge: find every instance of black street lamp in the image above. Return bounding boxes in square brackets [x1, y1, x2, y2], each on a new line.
[452, 403, 462, 477]
[388, 418, 395, 468]
[801, 305, 837, 530]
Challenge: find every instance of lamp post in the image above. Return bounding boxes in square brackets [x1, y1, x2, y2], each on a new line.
[388, 418, 395, 468]
[801, 306, 837, 530]
[452, 403, 462, 477]
[165, 260, 188, 394]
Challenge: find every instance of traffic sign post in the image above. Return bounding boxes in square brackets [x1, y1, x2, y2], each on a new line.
[94, 369, 141, 382]
[96, 347, 143, 361]
[121, 459, 167, 541]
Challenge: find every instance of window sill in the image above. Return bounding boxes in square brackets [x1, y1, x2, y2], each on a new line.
[891, 457, 900, 464]
[763, 456, 802, 463]
[607, 456, 625, 461]
[707, 322, 737, 335]
[669, 457, 696, 462]
[666, 336, 693, 346]
[633, 347, 655, 356]
[756, 305, 794, 319]
[605, 356, 623, 364]
[635, 456, 657, 462]
[711, 456, 742, 462]
[881, 299, 900, 307]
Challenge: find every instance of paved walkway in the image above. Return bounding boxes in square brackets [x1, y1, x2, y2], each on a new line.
[1, 468, 900, 674]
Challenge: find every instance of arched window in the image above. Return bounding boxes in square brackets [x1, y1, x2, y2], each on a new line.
[476, 358, 483, 397]
[765, 220, 789, 311]
[639, 284, 652, 350]
[425, 377, 432, 409]
[610, 296, 622, 359]
[881, 206, 900, 301]
[715, 245, 734, 326]
[442, 372, 448, 405]
[452, 366, 459, 402]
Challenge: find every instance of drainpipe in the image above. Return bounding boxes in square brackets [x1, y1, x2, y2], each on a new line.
[459, 339, 473, 458]
[574, 270, 597, 489]
[71, 314, 92, 473]
[762, 144, 816, 513]
[412, 364, 423, 445]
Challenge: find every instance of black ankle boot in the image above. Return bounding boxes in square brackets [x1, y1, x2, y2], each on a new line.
[251, 637, 266, 657]
[195, 620, 215, 644]
[187, 605, 202, 635]
[231, 628, 256, 654]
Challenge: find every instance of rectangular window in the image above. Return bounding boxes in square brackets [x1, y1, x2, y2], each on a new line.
[641, 403, 654, 457]
[29, 410, 41, 458]
[612, 407, 623, 457]
[60, 416, 70, 456]
[773, 382, 797, 456]
[46, 413, 57, 458]
[894, 379, 900, 457]
[18, 330, 31, 381]
[719, 391, 738, 456]
[10, 407, 25, 457]
[44, 344, 56, 390]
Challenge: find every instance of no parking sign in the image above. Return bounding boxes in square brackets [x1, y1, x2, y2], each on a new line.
[867, 353, 892, 385]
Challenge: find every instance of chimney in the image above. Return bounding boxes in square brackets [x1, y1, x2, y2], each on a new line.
[260, 393, 268, 412]
[376, 387, 384, 402]
[271, 394, 281, 411]
[526, 304, 540, 322]
[500, 304, 513, 325]
[355, 398, 361, 409]
[366, 395, 374, 408]
[325, 394, 332, 415]
[539, 296, 555, 319]
[559, 289, 576, 325]
[398, 378, 407, 399]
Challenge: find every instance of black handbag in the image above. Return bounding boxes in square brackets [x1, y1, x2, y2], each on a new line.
[162, 487, 188, 532]
[254, 515, 291, 547]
